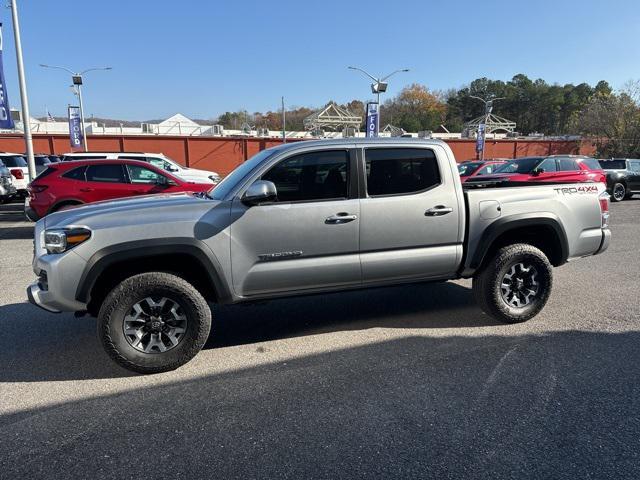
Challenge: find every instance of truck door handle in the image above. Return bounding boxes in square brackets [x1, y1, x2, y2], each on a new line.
[425, 205, 453, 216]
[325, 212, 358, 224]
[79, 187, 93, 192]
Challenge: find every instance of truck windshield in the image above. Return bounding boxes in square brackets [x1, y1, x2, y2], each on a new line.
[494, 157, 543, 174]
[598, 160, 627, 170]
[209, 149, 277, 200]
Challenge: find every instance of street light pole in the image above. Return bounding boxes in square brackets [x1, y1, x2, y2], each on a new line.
[40, 64, 112, 152]
[9, 0, 35, 181]
[348, 66, 409, 136]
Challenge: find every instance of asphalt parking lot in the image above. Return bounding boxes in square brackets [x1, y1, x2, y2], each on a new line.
[1, 198, 639, 479]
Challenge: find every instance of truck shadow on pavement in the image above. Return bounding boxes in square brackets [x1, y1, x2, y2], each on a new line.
[1, 331, 639, 479]
[0, 281, 493, 382]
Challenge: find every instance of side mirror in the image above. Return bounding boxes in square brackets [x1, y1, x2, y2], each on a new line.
[532, 168, 544, 176]
[242, 180, 277, 206]
[167, 165, 179, 172]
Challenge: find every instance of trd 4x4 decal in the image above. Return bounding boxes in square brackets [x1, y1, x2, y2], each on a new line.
[553, 185, 599, 195]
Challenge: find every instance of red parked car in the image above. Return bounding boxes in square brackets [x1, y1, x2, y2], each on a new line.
[458, 160, 506, 182]
[465, 155, 605, 184]
[25, 159, 212, 220]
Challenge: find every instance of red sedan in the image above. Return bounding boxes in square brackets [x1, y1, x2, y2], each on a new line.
[465, 156, 605, 184]
[26, 159, 213, 220]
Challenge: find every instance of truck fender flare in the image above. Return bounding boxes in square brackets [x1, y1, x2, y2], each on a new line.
[464, 212, 569, 275]
[75, 237, 232, 304]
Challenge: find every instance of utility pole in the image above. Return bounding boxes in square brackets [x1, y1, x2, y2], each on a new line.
[9, 0, 35, 181]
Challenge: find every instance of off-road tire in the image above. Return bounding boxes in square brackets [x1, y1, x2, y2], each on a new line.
[472, 243, 553, 324]
[98, 272, 211, 374]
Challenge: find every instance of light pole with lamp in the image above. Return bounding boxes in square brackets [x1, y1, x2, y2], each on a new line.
[347, 66, 409, 135]
[470, 95, 504, 160]
[39, 64, 112, 151]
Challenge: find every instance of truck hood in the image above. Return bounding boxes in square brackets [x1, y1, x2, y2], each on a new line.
[44, 192, 217, 229]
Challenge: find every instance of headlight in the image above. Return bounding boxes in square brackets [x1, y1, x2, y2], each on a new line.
[44, 227, 91, 254]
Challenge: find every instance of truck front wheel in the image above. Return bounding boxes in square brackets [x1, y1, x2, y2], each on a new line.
[472, 243, 553, 323]
[97, 272, 212, 374]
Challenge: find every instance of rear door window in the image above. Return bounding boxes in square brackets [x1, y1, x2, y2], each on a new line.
[62, 166, 86, 180]
[85, 164, 126, 183]
[557, 158, 580, 171]
[365, 148, 440, 196]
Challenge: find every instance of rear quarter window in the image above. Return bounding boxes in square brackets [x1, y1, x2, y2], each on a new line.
[62, 166, 87, 181]
[580, 158, 603, 170]
[35, 167, 57, 180]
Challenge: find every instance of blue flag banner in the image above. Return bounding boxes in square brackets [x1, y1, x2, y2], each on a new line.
[366, 102, 379, 138]
[476, 123, 486, 153]
[0, 24, 14, 130]
[68, 106, 83, 149]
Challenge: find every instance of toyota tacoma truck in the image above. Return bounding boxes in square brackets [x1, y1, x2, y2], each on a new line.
[27, 139, 611, 373]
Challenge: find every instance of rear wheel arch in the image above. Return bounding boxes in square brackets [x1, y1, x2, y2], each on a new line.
[466, 214, 568, 275]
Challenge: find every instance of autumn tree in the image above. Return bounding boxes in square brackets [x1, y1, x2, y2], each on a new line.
[575, 80, 640, 158]
[381, 83, 446, 132]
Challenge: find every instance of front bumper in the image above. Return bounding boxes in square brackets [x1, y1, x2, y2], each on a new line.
[27, 282, 61, 313]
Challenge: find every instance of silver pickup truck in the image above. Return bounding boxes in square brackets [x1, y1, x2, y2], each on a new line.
[27, 139, 611, 373]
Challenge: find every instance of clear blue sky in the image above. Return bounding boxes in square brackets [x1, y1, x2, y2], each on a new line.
[2, 0, 638, 120]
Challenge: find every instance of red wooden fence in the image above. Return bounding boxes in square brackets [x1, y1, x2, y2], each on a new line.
[0, 134, 596, 176]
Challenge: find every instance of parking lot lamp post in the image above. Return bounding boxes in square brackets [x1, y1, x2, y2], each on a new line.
[347, 66, 409, 135]
[9, 0, 36, 181]
[39, 64, 112, 151]
[470, 95, 505, 161]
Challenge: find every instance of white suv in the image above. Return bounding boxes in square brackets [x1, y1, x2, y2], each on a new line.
[61, 152, 221, 184]
[0, 153, 29, 196]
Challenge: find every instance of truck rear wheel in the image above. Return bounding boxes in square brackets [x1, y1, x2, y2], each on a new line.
[97, 272, 211, 374]
[472, 243, 553, 324]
